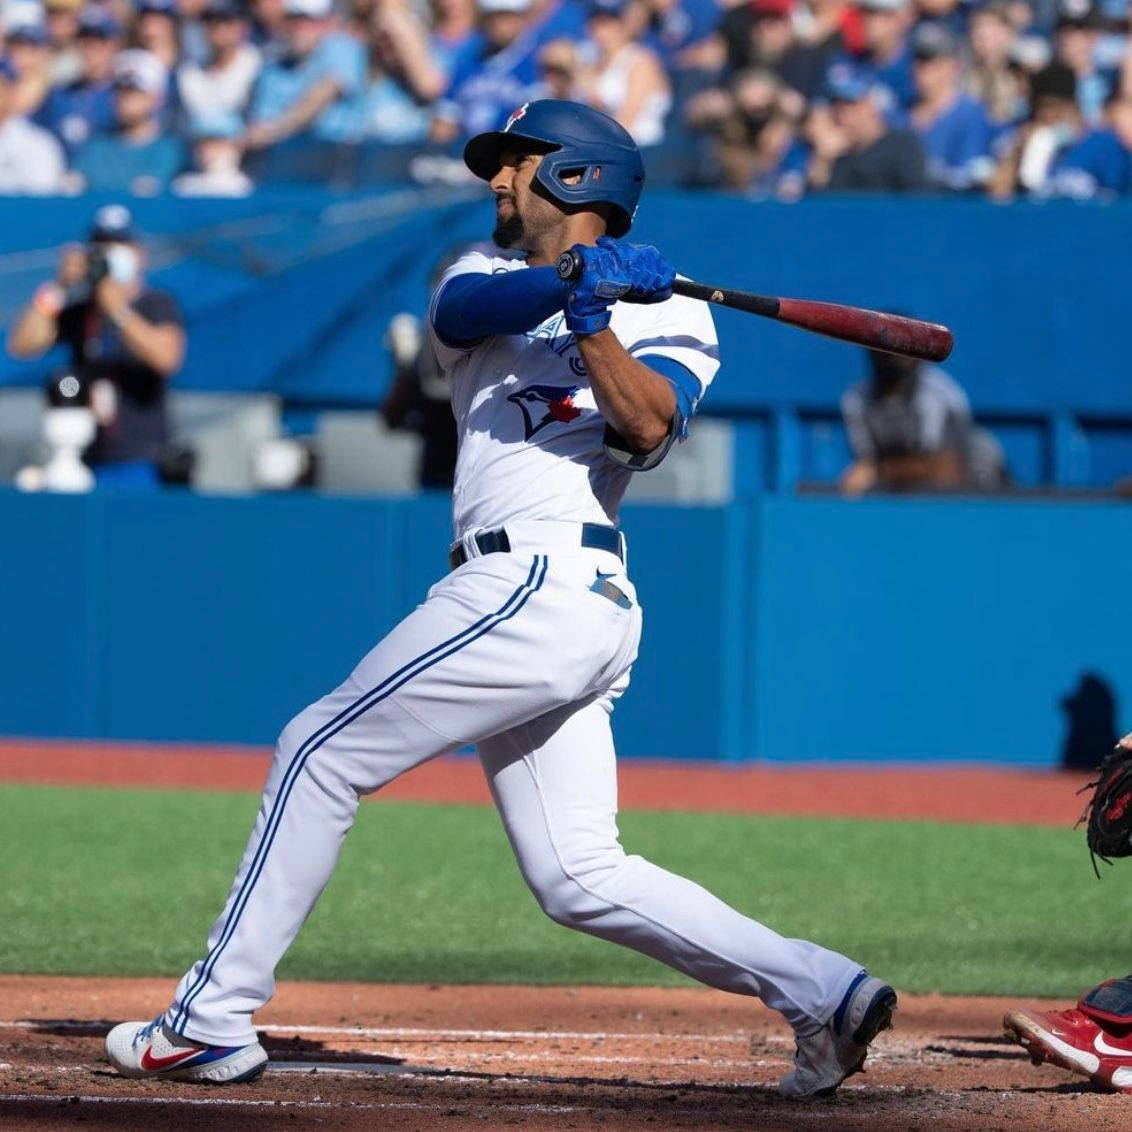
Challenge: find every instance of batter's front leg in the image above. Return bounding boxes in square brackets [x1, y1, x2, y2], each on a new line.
[480, 697, 862, 1034]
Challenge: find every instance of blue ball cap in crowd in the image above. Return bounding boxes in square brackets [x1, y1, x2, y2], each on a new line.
[7, 22, 49, 44]
[78, 6, 124, 37]
[89, 203, 137, 243]
[826, 65, 871, 102]
[203, 0, 244, 17]
[588, 0, 628, 16]
[0, 56, 17, 82]
[138, 0, 178, 14]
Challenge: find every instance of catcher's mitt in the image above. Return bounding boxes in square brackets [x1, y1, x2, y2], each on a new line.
[1078, 738, 1132, 875]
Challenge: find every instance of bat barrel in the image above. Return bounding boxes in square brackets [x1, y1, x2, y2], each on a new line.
[775, 299, 954, 363]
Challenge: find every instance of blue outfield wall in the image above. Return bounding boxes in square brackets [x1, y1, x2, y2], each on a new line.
[2, 489, 1128, 765]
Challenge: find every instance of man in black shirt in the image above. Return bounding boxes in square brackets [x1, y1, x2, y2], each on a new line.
[807, 67, 928, 191]
[7, 203, 185, 488]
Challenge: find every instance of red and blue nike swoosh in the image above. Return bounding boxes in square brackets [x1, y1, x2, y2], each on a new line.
[140, 1045, 202, 1071]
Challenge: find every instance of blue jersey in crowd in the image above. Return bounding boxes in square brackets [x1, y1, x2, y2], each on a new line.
[251, 32, 367, 143]
[1050, 127, 1132, 197]
[74, 134, 186, 192]
[832, 46, 917, 112]
[35, 80, 116, 155]
[439, 31, 542, 137]
[914, 93, 995, 190]
[642, 0, 719, 63]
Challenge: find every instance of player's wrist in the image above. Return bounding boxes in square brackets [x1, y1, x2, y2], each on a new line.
[565, 291, 612, 336]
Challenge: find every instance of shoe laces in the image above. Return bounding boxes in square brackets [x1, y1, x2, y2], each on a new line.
[133, 1016, 164, 1046]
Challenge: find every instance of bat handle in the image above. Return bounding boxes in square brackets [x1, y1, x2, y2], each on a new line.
[555, 249, 584, 283]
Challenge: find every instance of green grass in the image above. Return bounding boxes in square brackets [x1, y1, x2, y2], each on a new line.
[0, 784, 1123, 998]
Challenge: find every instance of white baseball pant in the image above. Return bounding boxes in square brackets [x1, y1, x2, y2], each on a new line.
[166, 526, 860, 1045]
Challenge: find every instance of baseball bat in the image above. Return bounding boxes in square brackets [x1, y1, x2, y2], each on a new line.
[555, 250, 954, 363]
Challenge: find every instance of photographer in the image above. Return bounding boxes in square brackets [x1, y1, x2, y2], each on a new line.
[6, 204, 185, 489]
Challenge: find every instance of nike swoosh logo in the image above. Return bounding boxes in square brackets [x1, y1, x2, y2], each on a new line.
[140, 1045, 200, 1070]
[1093, 1032, 1132, 1057]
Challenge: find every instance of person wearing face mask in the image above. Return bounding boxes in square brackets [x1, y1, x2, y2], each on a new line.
[5, 204, 186, 490]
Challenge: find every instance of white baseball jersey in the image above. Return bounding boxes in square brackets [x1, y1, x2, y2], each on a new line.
[428, 244, 720, 540]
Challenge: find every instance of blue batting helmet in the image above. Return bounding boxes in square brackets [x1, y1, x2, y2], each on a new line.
[463, 100, 645, 238]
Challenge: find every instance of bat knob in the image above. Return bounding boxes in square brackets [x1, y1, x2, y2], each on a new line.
[556, 249, 583, 283]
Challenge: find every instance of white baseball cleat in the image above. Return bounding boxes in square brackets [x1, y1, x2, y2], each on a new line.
[777, 971, 897, 1098]
[105, 1016, 267, 1083]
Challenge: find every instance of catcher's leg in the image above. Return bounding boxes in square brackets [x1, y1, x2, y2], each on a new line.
[480, 695, 862, 1033]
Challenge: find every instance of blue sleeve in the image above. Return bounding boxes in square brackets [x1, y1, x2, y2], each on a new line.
[314, 35, 366, 96]
[432, 266, 572, 347]
[639, 353, 701, 440]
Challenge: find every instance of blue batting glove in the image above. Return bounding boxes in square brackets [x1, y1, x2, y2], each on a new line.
[565, 241, 633, 336]
[596, 236, 675, 304]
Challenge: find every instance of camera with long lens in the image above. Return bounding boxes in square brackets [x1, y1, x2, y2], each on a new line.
[86, 245, 109, 286]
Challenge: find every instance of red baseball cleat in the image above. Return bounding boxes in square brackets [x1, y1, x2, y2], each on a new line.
[1004, 1005, 1132, 1093]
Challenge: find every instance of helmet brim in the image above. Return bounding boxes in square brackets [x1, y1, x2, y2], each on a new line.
[463, 130, 560, 181]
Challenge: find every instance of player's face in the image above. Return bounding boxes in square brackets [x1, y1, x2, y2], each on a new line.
[489, 147, 563, 250]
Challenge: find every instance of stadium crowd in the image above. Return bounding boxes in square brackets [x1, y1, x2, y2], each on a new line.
[0, 0, 1130, 198]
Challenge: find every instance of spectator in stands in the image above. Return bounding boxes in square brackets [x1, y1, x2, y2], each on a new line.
[573, 0, 671, 146]
[915, 0, 968, 36]
[0, 53, 66, 192]
[637, 0, 724, 77]
[5, 17, 53, 116]
[173, 108, 255, 193]
[177, 0, 261, 123]
[721, 0, 838, 104]
[245, 0, 367, 148]
[360, 0, 445, 142]
[841, 0, 916, 110]
[1054, 0, 1110, 123]
[964, 1, 1026, 126]
[536, 35, 577, 98]
[135, 0, 181, 72]
[1047, 91, 1132, 194]
[807, 67, 928, 189]
[35, 5, 122, 155]
[381, 302, 457, 490]
[685, 66, 806, 190]
[177, 0, 214, 66]
[6, 204, 186, 490]
[73, 49, 185, 193]
[250, 0, 287, 51]
[431, 0, 477, 77]
[839, 347, 978, 495]
[44, 0, 83, 87]
[989, 59, 1080, 195]
[909, 22, 995, 189]
[431, 0, 540, 142]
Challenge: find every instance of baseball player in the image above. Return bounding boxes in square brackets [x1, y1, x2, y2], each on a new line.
[1004, 732, 1132, 1093]
[105, 99, 895, 1096]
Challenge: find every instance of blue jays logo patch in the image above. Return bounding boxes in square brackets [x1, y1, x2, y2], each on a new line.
[507, 384, 582, 440]
[503, 103, 529, 132]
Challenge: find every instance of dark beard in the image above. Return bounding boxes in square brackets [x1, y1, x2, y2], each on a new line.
[492, 212, 524, 248]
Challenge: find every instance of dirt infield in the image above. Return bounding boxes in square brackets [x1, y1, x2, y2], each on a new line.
[0, 975, 1128, 1131]
[2, 743, 1110, 1127]
[0, 739, 1093, 825]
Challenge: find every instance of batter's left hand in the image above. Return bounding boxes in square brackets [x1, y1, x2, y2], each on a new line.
[595, 236, 675, 304]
